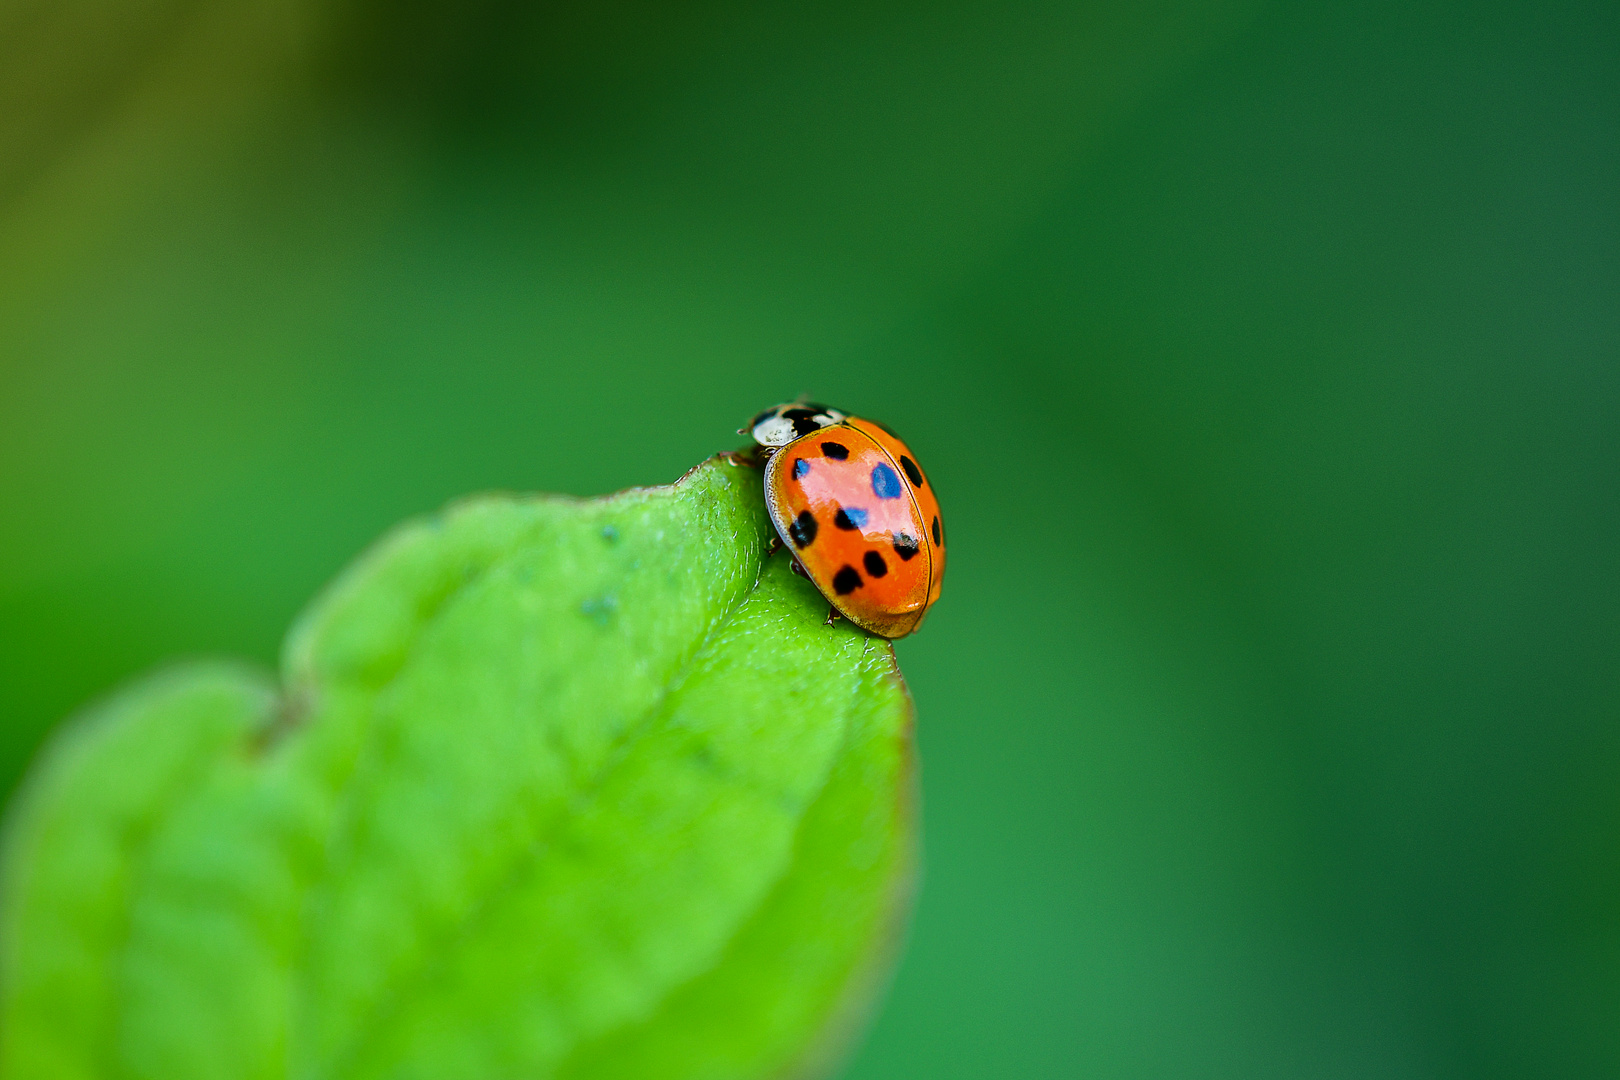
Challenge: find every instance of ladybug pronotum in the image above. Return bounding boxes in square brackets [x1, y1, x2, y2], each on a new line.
[742, 402, 945, 639]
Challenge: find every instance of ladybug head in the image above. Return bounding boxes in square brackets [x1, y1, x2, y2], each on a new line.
[742, 402, 847, 447]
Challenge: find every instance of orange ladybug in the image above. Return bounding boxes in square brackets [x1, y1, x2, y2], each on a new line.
[743, 402, 945, 639]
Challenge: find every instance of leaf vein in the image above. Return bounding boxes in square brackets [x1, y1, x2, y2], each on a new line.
[311, 549, 765, 1079]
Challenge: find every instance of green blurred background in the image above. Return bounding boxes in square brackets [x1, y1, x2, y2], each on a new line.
[2, 0, 1616, 1075]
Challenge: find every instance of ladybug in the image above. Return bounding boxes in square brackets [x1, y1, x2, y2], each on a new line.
[741, 402, 945, 639]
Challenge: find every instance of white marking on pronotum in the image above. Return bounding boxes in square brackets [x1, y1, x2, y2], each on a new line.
[752, 415, 799, 446]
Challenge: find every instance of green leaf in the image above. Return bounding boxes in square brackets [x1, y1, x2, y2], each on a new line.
[0, 457, 918, 1080]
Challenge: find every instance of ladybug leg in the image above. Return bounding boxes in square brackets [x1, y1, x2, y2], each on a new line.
[719, 448, 767, 469]
[766, 533, 782, 556]
[823, 606, 843, 626]
[789, 557, 812, 579]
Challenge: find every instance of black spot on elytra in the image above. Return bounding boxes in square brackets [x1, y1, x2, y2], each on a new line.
[931, 515, 941, 546]
[789, 510, 818, 548]
[835, 506, 868, 530]
[892, 533, 920, 560]
[899, 455, 924, 488]
[870, 462, 902, 499]
[792, 457, 810, 480]
[864, 550, 888, 578]
[821, 441, 849, 460]
[832, 565, 862, 594]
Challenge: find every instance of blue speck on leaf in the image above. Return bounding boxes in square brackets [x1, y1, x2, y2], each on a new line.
[581, 595, 618, 625]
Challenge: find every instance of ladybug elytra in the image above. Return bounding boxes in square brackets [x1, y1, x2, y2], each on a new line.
[742, 402, 944, 639]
